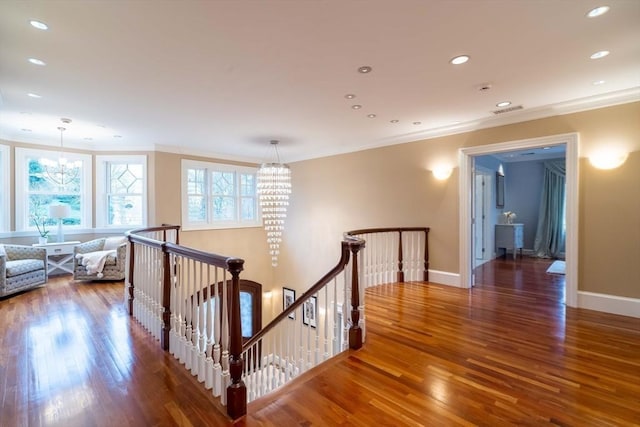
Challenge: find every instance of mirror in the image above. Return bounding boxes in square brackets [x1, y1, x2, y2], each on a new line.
[496, 172, 505, 208]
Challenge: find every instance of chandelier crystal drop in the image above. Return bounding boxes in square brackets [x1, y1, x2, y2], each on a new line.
[257, 140, 292, 267]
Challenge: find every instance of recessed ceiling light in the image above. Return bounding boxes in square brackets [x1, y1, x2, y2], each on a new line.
[367, 114, 376, 118]
[27, 93, 42, 98]
[29, 20, 48, 30]
[352, 104, 362, 110]
[84, 137, 93, 141]
[592, 80, 606, 85]
[21, 128, 32, 132]
[28, 58, 46, 66]
[345, 94, 356, 99]
[587, 6, 610, 18]
[357, 66, 372, 74]
[113, 135, 123, 138]
[450, 55, 470, 65]
[496, 101, 511, 108]
[413, 121, 422, 125]
[390, 119, 399, 123]
[590, 50, 610, 59]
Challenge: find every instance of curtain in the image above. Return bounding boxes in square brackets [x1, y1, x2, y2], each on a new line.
[533, 160, 566, 258]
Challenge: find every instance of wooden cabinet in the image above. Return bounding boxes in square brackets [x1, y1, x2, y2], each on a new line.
[495, 224, 523, 260]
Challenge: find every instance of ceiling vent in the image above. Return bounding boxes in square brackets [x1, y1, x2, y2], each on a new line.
[492, 105, 523, 115]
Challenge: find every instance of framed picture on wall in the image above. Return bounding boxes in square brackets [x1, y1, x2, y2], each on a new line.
[283, 287, 296, 319]
[302, 296, 317, 328]
[496, 172, 505, 208]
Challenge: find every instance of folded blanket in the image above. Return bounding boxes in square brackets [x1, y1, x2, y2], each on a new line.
[76, 249, 116, 278]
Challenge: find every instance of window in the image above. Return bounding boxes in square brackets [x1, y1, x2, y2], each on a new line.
[0, 144, 9, 233]
[96, 155, 147, 228]
[15, 147, 92, 232]
[182, 159, 260, 230]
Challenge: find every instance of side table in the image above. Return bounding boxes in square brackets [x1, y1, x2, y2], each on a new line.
[32, 241, 81, 275]
[495, 224, 524, 260]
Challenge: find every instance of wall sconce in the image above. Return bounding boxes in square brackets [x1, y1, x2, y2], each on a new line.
[589, 150, 628, 170]
[263, 291, 273, 299]
[432, 166, 453, 180]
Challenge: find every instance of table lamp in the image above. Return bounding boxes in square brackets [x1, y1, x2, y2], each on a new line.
[48, 204, 71, 243]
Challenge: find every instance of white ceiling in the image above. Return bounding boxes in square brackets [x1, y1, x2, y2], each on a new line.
[1, 0, 639, 163]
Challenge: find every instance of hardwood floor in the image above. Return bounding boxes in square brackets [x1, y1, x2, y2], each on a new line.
[245, 257, 640, 426]
[2, 258, 639, 426]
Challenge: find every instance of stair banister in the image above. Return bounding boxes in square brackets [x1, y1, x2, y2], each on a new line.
[228, 237, 365, 418]
[241, 237, 362, 351]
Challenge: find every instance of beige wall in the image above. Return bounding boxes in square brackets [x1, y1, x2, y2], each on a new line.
[3, 101, 639, 307]
[151, 151, 273, 290]
[274, 101, 640, 300]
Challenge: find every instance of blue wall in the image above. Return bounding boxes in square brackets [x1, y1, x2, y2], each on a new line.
[504, 161, 545, 249]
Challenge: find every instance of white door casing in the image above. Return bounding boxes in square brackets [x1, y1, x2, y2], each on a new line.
[459, 133, 579, 307]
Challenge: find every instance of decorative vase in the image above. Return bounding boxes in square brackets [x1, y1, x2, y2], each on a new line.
[38, 236, 48, 244]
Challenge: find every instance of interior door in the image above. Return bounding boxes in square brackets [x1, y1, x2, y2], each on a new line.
[474, 172, 485, 263]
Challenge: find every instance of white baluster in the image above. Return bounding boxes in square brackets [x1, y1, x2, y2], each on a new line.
[204, 265, 214, 390]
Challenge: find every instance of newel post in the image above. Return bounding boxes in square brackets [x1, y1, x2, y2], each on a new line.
[397, 231, 405, 283]
[423, 228, 430, 282]
[226, 258, 247, 419]
[160, 245, 171, 351]
[349, 241, 364, 350]
[127, 239, 136, 315]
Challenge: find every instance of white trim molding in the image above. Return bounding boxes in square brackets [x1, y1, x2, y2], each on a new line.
[578, 291, 640, 318]
[0, 144, 10, 232]
[428, 270, 461, 287]
[459, 132, 579, 307]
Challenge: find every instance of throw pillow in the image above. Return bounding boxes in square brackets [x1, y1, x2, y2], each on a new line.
[104, 236, 127, 251]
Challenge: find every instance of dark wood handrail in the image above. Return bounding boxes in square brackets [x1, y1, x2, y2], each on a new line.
[242, 237, 364, 350]
[345, 227, 430, 282]
[345, 226, 429, 235]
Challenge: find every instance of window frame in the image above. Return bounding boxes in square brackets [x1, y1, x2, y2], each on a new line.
[96, 155, 148, 229]
[14, 147, 93, 233]
[0, 144, 10, 233]
[181, 159, 261, 230]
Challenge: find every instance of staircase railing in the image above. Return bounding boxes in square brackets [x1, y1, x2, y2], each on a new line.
[346, 227, 430, 286]
[124, 225, 427, 420]
[237, 236, 365, 411]
[125, 224, 246, 412]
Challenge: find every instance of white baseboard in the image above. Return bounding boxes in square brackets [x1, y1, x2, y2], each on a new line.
[578, 291, 640, 318]
[428, 269, 461, 287]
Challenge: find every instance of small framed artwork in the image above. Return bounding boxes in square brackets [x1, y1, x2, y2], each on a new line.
[283, 287, 296, 319]
[496, 172, 505, 208]
[302, 296, 317, 328]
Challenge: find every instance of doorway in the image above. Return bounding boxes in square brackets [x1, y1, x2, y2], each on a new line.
[459, 133, 579, 307]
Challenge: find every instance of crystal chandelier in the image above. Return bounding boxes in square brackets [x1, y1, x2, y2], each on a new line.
[41, 118, 81, 187]
[257, 140, 292, 267]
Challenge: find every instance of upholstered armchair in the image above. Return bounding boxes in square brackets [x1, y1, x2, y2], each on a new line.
[73, 236, 127, 281]
[0, 244, 48, 297]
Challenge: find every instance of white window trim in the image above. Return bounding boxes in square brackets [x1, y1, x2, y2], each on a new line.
[14, 147, 93, 232]
[96, 154, 148, 228]
[181, 159, 261, 230]
[0, 144, 10, 233]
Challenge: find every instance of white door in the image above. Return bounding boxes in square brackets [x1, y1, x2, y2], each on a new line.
[473, 169, 492, 268]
